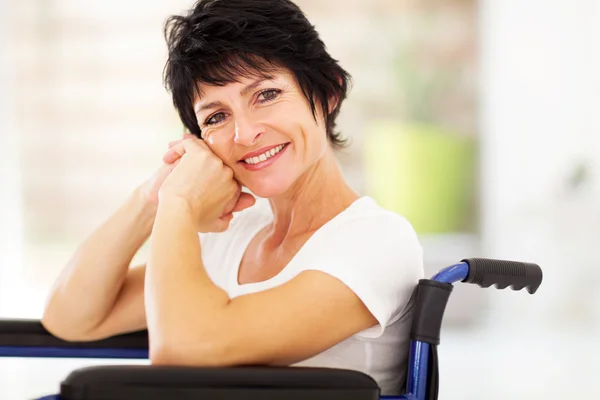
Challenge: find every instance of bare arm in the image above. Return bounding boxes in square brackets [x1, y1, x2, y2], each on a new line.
[41, 136, 192, 341]
[41, 187, 154, 341]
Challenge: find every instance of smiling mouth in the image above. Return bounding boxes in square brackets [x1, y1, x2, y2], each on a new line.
[241, 143, 290, 164]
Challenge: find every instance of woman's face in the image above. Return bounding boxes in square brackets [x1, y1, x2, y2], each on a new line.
[193, 69, 328, 198]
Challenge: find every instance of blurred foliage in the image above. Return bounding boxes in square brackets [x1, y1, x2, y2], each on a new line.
[365, 1, 478, 234]
[365, 121, 476, 234]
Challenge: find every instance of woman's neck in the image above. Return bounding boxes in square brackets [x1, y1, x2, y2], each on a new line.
[265, 147, 359, 245]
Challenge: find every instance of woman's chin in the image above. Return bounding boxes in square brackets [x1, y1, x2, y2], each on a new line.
[244, 180, 291, 199]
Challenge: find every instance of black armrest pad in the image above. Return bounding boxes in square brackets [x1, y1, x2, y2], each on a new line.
[0, 319, 148, 349]
[61, 365, 380, 400]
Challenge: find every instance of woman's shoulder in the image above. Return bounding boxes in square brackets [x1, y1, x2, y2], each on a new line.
[309, 196, 424, 278]
[304, 196, 423, 272]
[327, 196, 419, 241]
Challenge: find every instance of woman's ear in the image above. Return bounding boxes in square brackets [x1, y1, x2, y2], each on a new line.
[328, 95, 339, 114]
[327, 75, 344, 114]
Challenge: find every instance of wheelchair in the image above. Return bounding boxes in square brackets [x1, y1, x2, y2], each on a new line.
[0, 258, 542, 400]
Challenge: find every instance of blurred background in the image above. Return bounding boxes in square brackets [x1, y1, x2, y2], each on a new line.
[0, 0, 599, 398]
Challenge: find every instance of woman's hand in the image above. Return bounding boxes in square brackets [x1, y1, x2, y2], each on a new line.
[159, 136, 255, 232]
[139, 134, 196, 208]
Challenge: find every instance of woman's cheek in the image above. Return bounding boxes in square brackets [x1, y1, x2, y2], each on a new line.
[205, 139, 238, 169]
[203, 129, 216, 145]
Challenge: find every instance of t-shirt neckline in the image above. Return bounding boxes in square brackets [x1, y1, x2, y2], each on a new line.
[228, 196, 374, 290]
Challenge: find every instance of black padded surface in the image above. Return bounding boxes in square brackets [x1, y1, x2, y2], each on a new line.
[60, 365, 380, 400]
[410, 280, 453, 345]
[0, 319, 148, 349]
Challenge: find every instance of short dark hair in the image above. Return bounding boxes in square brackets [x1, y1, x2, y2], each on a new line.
[163, 0, 351, 148]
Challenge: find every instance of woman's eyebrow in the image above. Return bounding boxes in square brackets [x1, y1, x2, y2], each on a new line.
[195, 100, 223, 114]
[240, 76, 273, 97]
[195, 76, 275, 113]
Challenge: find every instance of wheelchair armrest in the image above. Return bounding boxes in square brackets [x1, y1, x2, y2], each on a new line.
[0, 319, 148, 359]
[60, 365, 380, 400]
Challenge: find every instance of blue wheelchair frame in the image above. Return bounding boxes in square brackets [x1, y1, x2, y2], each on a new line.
[1, 260, 540, 400]
[388, 262, 468, 400]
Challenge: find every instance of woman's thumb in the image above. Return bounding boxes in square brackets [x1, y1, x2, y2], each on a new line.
[232, 192, 256, 212]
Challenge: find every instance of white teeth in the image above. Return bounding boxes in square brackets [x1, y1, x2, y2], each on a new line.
[244, 144, 286, 165]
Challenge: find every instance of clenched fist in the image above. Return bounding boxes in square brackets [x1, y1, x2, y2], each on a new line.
[160, 136, 255, 232]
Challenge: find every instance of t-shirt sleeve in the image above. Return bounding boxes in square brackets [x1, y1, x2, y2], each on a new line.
[303, 212, 424, 339]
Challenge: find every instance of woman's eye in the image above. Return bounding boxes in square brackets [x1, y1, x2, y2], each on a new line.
[258, 89, 280, 103]
[205, 112, 226, 126]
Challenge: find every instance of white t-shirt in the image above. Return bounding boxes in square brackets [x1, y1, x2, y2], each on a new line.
[199, 196, 424, 395]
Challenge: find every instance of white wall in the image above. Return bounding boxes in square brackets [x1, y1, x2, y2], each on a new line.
[0, 2, 27, 398]
[480, 0, 600, 325]
[432, 3, 600, 399]
[0, 0, 24, 316]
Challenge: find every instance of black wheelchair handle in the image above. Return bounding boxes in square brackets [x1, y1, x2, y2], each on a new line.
[461, 258, 543, 294]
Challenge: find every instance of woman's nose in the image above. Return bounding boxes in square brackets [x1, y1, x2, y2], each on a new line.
[233, 115, 263, 146]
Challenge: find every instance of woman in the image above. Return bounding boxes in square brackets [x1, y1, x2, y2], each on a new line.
[41, 0, 424, 395]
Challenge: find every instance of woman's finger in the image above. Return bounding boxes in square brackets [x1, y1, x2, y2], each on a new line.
[168, 133, 196, 149]
[220, 184, 242, 216]
[163, 144, 185, 164]
[219, 213, 234, 222]
[231, 192, 256, 212]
